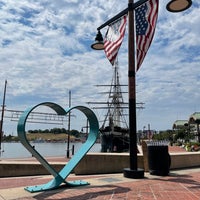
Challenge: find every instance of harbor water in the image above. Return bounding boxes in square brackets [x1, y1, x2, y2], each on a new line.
[0, 142, 101, 159]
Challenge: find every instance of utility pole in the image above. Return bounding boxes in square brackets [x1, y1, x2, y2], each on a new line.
[66, 90, 71, 158]
[0, 80, 7, 156]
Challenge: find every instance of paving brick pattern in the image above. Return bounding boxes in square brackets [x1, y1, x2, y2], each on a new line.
[0, 146, 198, 200]
[1, 169, 200, 200]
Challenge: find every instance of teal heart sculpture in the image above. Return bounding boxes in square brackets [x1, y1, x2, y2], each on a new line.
[17, 102, 99, 193]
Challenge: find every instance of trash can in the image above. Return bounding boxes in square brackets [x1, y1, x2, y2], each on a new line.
[147, 143, 171, 176]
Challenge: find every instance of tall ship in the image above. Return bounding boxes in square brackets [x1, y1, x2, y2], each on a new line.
[89, 61, 130, 152]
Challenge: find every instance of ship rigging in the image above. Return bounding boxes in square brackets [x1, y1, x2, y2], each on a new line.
[88, 60, 144, 152]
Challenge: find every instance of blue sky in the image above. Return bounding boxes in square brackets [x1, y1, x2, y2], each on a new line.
[0, 0, 200, 135]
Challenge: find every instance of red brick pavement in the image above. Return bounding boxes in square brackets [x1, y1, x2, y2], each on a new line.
[31, 172, 200, 200]
[1, 169, 200, 200]
[1, 146, 198, 200]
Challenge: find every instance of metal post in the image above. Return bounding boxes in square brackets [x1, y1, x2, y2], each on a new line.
[123, 0, 144, 179]
[0, 80, 7, 155]
[67, 90, 71, 158]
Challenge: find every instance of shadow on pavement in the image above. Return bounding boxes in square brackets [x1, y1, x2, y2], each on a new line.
[151, 172, 200, 189]
[32, 184, 131, 200]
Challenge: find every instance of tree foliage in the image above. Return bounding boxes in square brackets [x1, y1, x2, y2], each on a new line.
[27, 128, 80, 137]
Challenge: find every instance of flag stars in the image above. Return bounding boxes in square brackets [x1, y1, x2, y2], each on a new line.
[136, 0, 158, 70]
[136, 4, 148, 35]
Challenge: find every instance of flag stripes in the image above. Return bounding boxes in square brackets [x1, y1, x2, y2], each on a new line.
[104, 15, 127, 65]
[136, 0, 159, 71]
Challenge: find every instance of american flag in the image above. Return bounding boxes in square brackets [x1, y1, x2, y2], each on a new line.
[104, 15, 127, 65]
[136, 0, 159, 71]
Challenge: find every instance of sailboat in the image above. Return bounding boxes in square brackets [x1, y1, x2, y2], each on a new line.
[88, 60, 130, 152]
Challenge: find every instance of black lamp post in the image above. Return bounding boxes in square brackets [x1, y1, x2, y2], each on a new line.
[0, 80, 7, 156]
[66, 90, 71, 158]
[91, 0, 192, 179]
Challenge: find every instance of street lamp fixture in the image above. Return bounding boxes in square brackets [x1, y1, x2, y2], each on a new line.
[166, 0, 192, 12]
[91, 0, 193, 50]
[91, 30, 104, 50]
[91, 0, 192, 179]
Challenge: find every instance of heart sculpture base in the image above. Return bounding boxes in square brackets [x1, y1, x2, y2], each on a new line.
[17, 102, 99, 193]
[25, 180, 90, 193]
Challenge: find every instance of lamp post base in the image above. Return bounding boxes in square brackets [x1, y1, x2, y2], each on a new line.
[66, 150, 70, 158]
[123, 168, 144, 179]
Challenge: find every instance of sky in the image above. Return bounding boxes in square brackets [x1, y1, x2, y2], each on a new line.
[0, 0, 199, 135]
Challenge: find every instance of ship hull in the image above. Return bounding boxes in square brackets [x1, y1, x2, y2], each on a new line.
[101, 131, 129, 152]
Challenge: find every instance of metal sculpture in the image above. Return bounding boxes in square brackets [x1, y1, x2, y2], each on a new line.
[17, 102, 99, 192]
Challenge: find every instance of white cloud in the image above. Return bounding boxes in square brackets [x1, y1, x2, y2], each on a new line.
[0, 0, 199, 135]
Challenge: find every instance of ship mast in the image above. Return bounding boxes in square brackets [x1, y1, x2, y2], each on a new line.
[88, 59, 129, 130]
[88, 59, 144, 131]
[109, 59, 125, 128]
[88, 60, 144, 152]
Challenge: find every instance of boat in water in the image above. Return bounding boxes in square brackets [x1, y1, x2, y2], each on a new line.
[88, 60, 130, 152]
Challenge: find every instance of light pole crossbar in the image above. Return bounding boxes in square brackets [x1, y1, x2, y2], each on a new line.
[97, 0, 149, 31]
